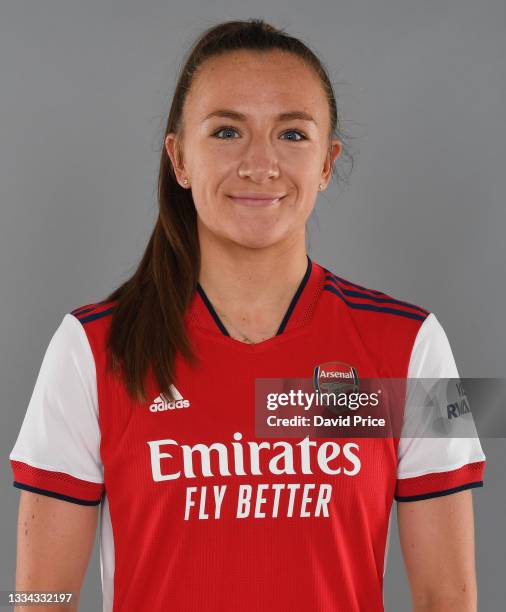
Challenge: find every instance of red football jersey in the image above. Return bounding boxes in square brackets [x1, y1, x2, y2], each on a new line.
[10, 256, 486, 611]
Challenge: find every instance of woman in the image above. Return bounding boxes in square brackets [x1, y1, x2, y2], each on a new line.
[10, 19, 485, 612]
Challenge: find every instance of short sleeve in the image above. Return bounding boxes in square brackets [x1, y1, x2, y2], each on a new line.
[395, 313, 486, 502]
[9, 313, 104, 505]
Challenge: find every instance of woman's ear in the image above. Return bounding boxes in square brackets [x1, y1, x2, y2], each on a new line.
[321, 139, 342, 185]
[165, 133, 187, 187]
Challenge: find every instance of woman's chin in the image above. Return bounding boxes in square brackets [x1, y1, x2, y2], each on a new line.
[226, 230, 285, 250]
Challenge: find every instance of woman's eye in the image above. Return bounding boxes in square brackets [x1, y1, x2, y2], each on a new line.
[212, 127, 307, 141]
[281, 130, 307, 141]
[213, 127, 240, 139]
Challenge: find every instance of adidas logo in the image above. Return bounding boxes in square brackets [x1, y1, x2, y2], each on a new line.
[149, 385, 190, 412]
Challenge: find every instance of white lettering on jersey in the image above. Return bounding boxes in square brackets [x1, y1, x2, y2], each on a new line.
[149, 385, 191, 412]
[147, 432, 361, 521]
[147, 432, 361, 481]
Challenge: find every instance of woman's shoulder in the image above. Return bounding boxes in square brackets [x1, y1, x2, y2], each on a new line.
[62, 300, 118, 355]
[69, 299, 117, 326]
[319, 264, 431, 324]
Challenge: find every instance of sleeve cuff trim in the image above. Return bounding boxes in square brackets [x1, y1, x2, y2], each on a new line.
[395, 480, 483, 502]
[13, 481, 102, 506]
[10, 460, 104, 501]
[9, 456, 104, 484]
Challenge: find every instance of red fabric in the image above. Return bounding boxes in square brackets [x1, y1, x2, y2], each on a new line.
[395, 460, 485, 498]
[11, 459, 103, 502]
[12, 259, 485, 611]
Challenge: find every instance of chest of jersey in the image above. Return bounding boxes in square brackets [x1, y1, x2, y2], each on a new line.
[89, 259, 423, 610]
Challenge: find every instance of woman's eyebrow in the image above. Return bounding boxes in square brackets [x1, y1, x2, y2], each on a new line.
[202, 109, 317, 125]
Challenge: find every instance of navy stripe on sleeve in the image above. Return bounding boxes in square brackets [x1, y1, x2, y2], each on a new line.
[13, 481, 102, 506]
[395, 481, 483, 502]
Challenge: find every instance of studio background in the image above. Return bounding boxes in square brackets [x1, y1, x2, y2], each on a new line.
[1, 1, 505, 609]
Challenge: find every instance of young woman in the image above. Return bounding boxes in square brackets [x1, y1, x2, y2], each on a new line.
[10, 19, 485, 612]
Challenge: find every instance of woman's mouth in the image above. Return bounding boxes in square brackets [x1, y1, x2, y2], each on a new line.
[228, 194, 285, 207]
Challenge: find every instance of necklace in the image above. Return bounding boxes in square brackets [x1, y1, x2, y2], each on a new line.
[214, 309, 279, 344]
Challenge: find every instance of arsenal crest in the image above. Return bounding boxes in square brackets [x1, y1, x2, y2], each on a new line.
[313, 361, 359, 412]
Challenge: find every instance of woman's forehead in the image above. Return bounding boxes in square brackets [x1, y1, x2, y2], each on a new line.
[186, 52, 326, 122]
[192, 50, 317, 88]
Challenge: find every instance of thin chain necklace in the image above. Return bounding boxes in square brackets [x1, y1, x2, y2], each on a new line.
[214, 308, 279, 344]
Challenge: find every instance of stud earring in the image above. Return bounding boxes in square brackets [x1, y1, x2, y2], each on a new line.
[183, 178, 189, 186]
[318, 183, 324, 191]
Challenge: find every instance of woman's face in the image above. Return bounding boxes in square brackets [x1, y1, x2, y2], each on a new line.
[166, 50, 341, 250]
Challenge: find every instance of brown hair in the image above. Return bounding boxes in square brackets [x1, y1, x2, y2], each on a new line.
[102, 18, 355, 404]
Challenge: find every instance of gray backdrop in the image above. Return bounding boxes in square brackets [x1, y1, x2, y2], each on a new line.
[1, 1, 504, 609]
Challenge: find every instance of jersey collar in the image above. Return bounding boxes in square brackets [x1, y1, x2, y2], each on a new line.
[187, 255, 324, 339]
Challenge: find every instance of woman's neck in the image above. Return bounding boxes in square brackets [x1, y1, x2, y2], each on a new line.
[198, 239, 309, 343]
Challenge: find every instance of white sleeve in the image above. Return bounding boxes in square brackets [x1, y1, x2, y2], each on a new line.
[395, 313, 486, 501]
[9, 313, 104, 505]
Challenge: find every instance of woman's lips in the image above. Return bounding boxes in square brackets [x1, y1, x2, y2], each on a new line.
[228, 195, 284, 207]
